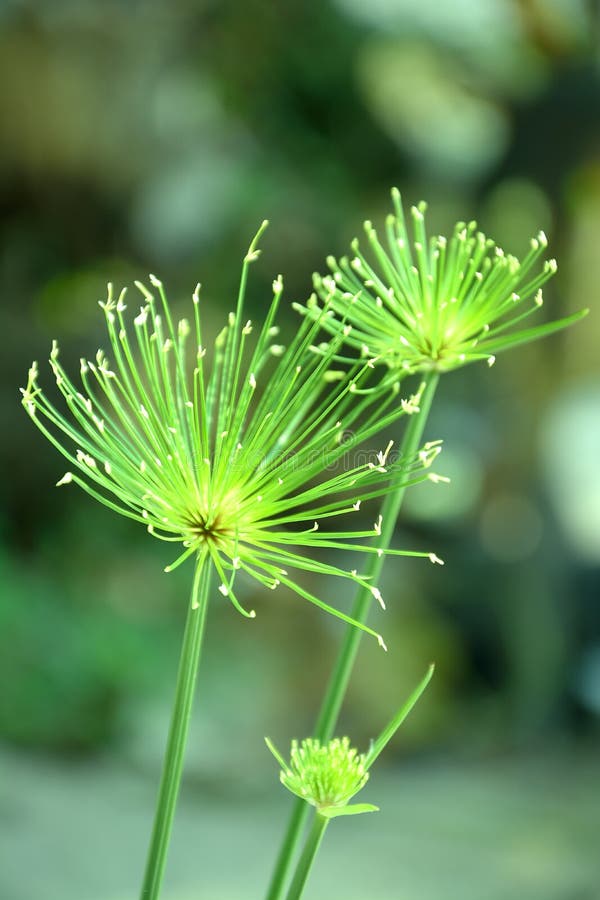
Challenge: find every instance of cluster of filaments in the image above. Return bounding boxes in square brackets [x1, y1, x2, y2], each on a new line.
[22, 282, 266, 566]
[280, 737, 369, 810]
[310, 188, 557, 373]
[21, 253, 443, 642]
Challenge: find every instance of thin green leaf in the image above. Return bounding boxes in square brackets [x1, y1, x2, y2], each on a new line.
[478, 308, 589, 356]
[364, 664, 435, 769]
[264, 737, 289, 771]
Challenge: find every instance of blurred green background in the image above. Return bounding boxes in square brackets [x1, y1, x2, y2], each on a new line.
[1, 1, 599, 898]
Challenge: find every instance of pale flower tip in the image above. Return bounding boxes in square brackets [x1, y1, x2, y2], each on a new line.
[218, 584, 229, 596]
[429, 553, 445, 566]
[371, 587, 385, 610]
[116, 288, 127, 312]
[249, 610, 257, 619]
[377, 634, 388, 652]
[428, 472, 451, 484]
[272, 275, 283, 293]
[56, 472, 73, 487]
[249, 373, 257, 389]
[134, 280, 153, 301]
[149, 273, 162, 288]
[535, 289, 543, 307]
[193, 283, 201, 303]
[245, 246, 262, 263]
[487, 355, 496, 367]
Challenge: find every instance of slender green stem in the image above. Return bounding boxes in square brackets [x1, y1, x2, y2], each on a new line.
[313, 372, 440, 739]
[140, 560, 212, 900]
[265, 371, 440, 900]
[284, 813, 329, 900]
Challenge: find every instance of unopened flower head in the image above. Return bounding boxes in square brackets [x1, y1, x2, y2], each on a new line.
[21, 223, 440, 646]
[265, 663, 435, 818]
[265, 736, 369, 812]
[303, 188, 587, 376]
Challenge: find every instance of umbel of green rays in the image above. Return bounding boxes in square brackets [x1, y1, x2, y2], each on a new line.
[266, 665, 435, 900]
[266, 193, 589, 900]
[21, 222, 442, 900]
[305, 187, 587, 377]
[21, 222, 441, 644]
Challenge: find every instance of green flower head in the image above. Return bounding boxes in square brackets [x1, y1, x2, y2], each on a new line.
[265, 736, 375, 818]
[21, 223, 442, 647]
[304, 188, 587, 376]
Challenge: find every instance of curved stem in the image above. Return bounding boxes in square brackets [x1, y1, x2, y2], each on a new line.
[140, 559, 212, 900]
[284, 813, 329, 900]
[265, 371, 440, 900]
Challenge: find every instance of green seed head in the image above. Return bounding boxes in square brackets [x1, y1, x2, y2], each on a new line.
[274, 737, 369, 810]
[303, 189, 587, 375]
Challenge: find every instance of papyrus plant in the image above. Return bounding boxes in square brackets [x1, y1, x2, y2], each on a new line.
[21, 222, 442, 900]
[266, 192, 588, 899]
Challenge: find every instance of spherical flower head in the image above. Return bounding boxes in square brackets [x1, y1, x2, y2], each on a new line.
[266, 737, 372, 814]
[20, 223, 442, 647]
[305, 188, 587, 376]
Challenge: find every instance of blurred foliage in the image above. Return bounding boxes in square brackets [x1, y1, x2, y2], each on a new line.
[0, 0, 599, 769]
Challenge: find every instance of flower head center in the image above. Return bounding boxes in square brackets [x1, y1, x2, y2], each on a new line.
[188, 510, 234, 548]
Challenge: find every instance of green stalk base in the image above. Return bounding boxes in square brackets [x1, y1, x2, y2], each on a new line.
[140, 562, 211, 900]
[284, 814, 329, 900]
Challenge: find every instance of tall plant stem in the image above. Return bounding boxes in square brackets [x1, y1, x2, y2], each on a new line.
[140, 560, 212, 900]
[265, 371, 440, 900]
[284, 814, 329, 900]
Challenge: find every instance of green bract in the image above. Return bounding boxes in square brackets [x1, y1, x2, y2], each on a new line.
[303, 188, 587, 376]
[21, 223, 442, 648]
